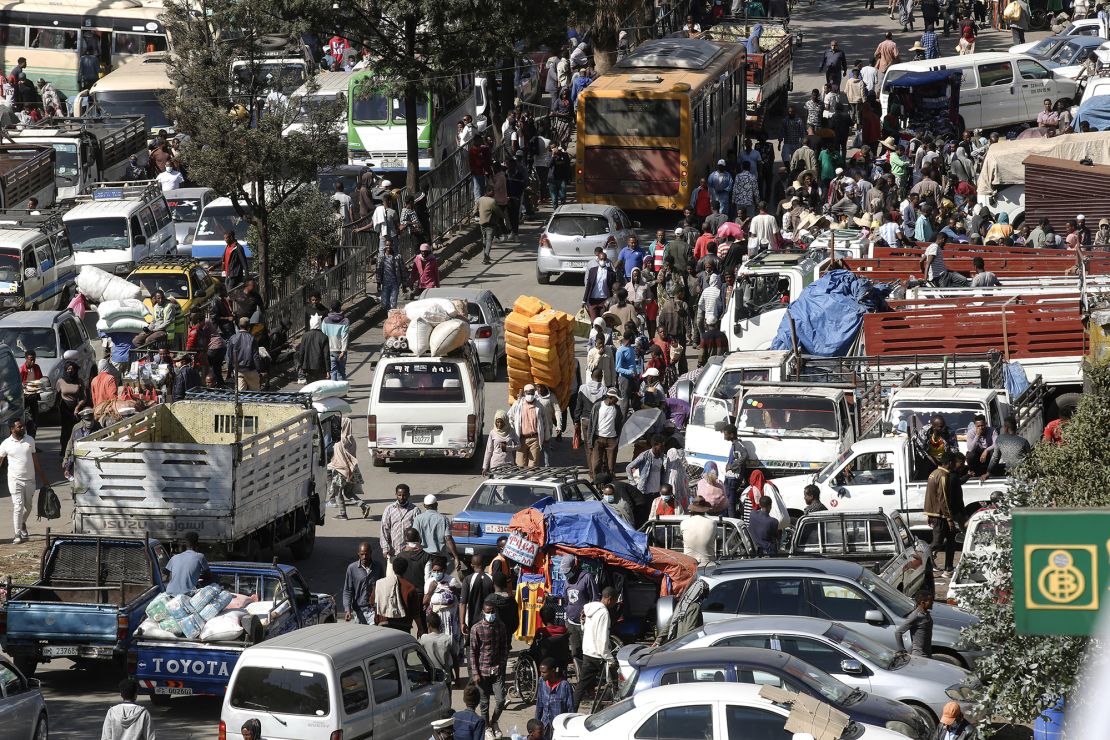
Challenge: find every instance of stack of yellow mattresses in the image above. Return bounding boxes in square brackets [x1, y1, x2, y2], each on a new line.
[505, 296, 576, 408]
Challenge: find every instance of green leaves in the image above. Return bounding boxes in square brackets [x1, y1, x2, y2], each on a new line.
[963, 361, 1110, 732]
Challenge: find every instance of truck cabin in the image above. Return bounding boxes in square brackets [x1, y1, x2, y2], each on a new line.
[792, 512, 913, 556]
[16, 538, 169, 606]
[886, 394, 1003, 448]
[736, 390, 846, 442]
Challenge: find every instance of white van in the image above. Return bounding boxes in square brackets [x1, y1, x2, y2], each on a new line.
[880, 52, 1079, 131]
[221, 624, 450, 740]
[63, 181, 176, 274]
[366, 344, 485, 466]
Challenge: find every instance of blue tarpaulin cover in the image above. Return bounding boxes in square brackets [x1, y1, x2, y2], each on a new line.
[770, 269, 891, 356]
[541, 501, 650, 564]
[1074, 96, 1110, 133]
[882, 69, 962, 91]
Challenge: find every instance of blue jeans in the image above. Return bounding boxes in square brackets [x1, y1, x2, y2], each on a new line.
[549, 179, 567, 207]
[472, 174, 486, 201]
[330, 352, 347, 381]
[382, 281, 400, 311]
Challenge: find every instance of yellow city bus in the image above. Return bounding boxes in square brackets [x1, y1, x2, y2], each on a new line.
[0, 0, 168, 97]
[575, 37, 747, 212]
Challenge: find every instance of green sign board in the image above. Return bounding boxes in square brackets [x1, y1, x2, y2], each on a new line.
[1013, 509, 1110, 636]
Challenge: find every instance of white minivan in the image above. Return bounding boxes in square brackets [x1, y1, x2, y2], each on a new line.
[63, 181, 176, 274]
[366, 344, 485, 466]
[221, 624, 450, 740]
[880, 52, 1079, 131]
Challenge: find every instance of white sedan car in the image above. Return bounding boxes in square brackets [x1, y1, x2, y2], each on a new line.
[553, 682, 908, 740]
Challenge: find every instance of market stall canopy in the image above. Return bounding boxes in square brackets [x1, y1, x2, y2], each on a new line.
[976, 131, 1110, 193]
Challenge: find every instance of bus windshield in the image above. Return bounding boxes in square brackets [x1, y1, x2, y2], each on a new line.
[391, 97, 428, 122]
[196, 206, 251, 241]
[351, 93, 388, 123]
[584, 97, 681, 137]
[66, 218, 130, 251]
[93, 91, 172, 130]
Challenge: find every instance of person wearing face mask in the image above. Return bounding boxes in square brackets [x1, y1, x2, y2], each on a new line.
[648, 483, 684, 518]
[932, 701, 976, 739]
[600, 482, 635, 526]
[0, 419, 45, 545]
[587, 389, 623, 476]
[1095, 218, 1110, 248]
[582, 246, 618, 320]
[509, 384, 551, 468]
[482, 409, 519, 475]
[468, 596, 510, 738]
[534, 384, 563, 465]
[639, 367, 665, 409]
[422, 556, 462, 677]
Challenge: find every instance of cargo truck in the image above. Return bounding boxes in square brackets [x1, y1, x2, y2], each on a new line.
[701, 18, 794, 133]
[0, 145, 57, 211]
[72, 390, 326, 559]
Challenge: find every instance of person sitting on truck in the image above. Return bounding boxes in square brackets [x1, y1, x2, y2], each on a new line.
[164, 531, 212, 596]
[964, 414, 997, 476]
[133, 290, 181, 348]
[1042, 406, 1072, 445]
[916, 414, 958, 470]
[983, 416, 1032, 480]
[803, 484, 828, 515]
[101, 678, 157, 740]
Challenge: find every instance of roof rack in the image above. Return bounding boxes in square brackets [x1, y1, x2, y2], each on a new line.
[184, 388, 314, 408]
[486, 464, 586, 483]
[0, 209, 65, 233]
[134, 255, 208, 269]
[73, 180, 161, 205]
[25, 115, 143, 134]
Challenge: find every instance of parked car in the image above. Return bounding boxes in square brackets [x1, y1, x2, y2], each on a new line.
[420, 287, 507, 382]
[696, 558, 983, 668]
[1024, 35, 1106, 79]
[787, 509, 931, 594]
[451, 466, 599, 559]
[618, 645, 930, 738]
[945, 508, 1010, 610]
[126, 256, 221, 347]
[640, 515, 755, 561]
[551, 682, 908, 740]
[0, 309, 96, 415]
[0, 657, 48, 740]
[1010, 17, 1109, 53]
[537, 204, 638, 285]
[623, 615, 977, 726]
[163, 186, 217, 254]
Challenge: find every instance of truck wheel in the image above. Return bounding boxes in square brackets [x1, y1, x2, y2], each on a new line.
[1047, 392, 1082, 420]
[14, 655, 37, 679]
[290, 524, 316, 560]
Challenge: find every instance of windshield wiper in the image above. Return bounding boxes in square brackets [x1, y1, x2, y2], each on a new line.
[238, 701, 288, 726]
[737, 428, 783, 440]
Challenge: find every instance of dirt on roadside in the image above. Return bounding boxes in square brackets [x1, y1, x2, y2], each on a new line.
[0, 538, 43, 605]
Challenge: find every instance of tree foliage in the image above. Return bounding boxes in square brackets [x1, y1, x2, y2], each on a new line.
[253, 188, 341, 281]
[963, 362, 1110, 732]
[161, 0, 344, 287]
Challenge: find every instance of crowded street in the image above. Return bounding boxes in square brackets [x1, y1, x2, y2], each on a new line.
[2, 0, 1110, 738]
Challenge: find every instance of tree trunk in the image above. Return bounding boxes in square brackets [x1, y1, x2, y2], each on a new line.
[404, 15, 419, 191]
[254, 181, 270, 293]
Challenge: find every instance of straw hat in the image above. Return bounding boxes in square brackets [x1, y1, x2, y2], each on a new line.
[879, 136, 898, 151]
[853, 215, 873, 228]
[910, 41, 926, 52]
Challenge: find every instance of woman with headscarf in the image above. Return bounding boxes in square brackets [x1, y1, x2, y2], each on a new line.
[55, 359, 88, 455]
[241, 718, 262, 740]
[740, 470, 790, 528]
[328, 416, 368, 519]
[90, 359, 119, 407]
[696, 462, 728, 514]
[984, 212, 1013, 244]
[423, 554, 463, 661]
[665, 447, 691, 510]
[481, 409, 519, 475]
[586, 331, 615, 388]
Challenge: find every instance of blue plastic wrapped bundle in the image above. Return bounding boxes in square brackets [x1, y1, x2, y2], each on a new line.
[178, 614, 204, 639]
[189, 584, 223, 612]
[199, 590, 234, 621]
[165, 594, 197, 622]
[145, 593, 172, 622]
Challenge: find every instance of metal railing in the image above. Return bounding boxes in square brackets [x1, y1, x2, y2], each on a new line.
[619, 1, 684, 55]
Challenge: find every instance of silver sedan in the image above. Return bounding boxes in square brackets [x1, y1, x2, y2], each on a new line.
[0, 658, 48, 740]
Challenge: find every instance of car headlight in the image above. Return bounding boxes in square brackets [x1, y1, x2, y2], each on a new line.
[946, 679, 981, 701]
[884, 720, 918, 738]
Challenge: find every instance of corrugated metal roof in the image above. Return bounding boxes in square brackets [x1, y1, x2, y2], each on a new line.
[1025, 155, 1110, 228]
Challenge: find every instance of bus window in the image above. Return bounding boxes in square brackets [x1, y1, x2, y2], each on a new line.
[352, 93, 388, 122]
[0, 26, 27, 47]
[30, 28, 77, 50]
[391, 97, 428, 122]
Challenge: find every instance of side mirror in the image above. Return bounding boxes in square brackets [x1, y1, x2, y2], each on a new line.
[23, 267, 37, 280]
[134, 235, 146, 245]
[864, 609, 885, 624]
[433, 668, 448, 683]
[503, 306, 512, 316]
[839, 659, 865, 675]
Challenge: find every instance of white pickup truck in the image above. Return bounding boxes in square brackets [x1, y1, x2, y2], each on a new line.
[724, 251, 826, 352]
[772, 436, 1008, 534]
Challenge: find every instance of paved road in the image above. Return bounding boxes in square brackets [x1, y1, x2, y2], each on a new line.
[7, 6, 1046, 738]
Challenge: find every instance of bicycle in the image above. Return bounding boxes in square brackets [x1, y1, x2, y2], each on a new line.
[589, 652, 622, 714]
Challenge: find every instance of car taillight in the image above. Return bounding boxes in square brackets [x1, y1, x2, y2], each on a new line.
[367, 415, 377, 443]
[117, 614, 129, 642]
[476, 326, 492, 339]
[330, 731, 343, 740]
[539, 234, 551, 249]
[451, 520, 476, 538]
[218, 721, 226, 740]
[577, 168, 583, 175]
[467, 413, 476, 442]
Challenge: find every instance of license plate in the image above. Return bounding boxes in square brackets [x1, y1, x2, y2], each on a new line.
[412, 429, 434, 444]
[484, 524, 510, 534]
[567, 261, 586, 269]
[154, 686, 194, 696]
[43, 646, 78, 657]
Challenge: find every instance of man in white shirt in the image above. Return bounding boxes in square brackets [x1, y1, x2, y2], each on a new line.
[0, 419, 45, 544]
[331, 182, 353, 223]
[860, 62, 879, 94]
[156, 163, 184, 192]
[681, 498, 718, 565]
[571, 586, 617, 709]
[748, 201, 780, 250]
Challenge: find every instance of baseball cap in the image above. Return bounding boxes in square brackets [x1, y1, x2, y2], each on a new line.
[523, 383, 536, 392]
[643, 367, 660, 378]
[1078, 213, 1086, 220]
[605, 388, 620, 399]
[674, 227, 683, 235]
[423, 494, 437, 506]
[717, 159, 726, 166]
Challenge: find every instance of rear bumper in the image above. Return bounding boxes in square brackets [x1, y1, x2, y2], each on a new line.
[4, 640, 121, 661]
[537, 246, 617, 275]
[372, 445, 477, 460]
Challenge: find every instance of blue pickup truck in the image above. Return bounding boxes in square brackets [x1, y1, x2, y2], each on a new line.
[450, 466, 599, 559]
[1, 534, 170, 678]
[131, 562, 336, 701]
